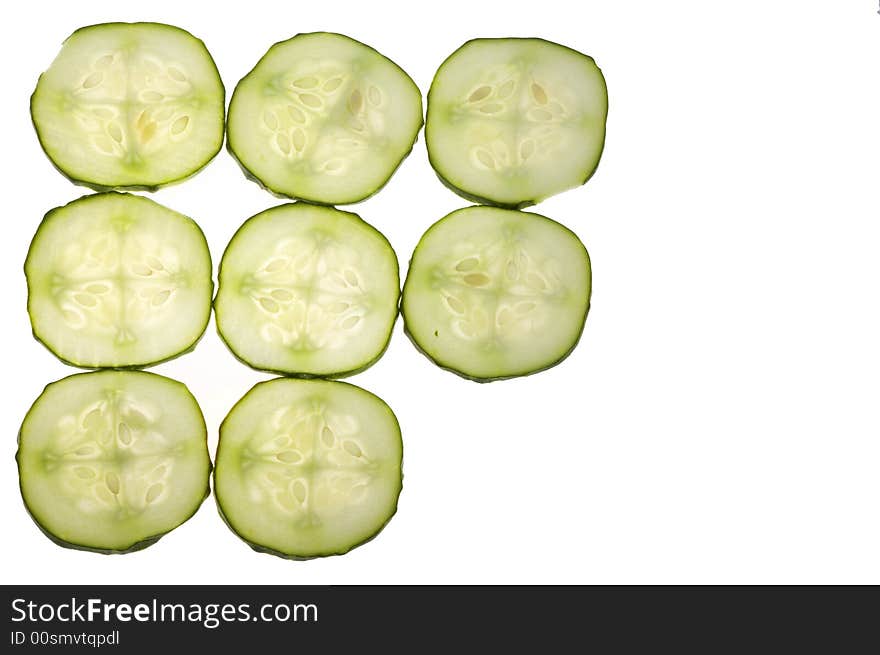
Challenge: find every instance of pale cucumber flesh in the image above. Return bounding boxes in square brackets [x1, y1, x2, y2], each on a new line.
[31, 22, 225, 190]
[426, 38, 607, 207]
[17, 371, 210, 553]
[215, 378, 403, 559]
[215, 203, 399, 377]
[25, 192, 213, 368]
[227, 32, 423, 204]
[402, 206, 591, 381]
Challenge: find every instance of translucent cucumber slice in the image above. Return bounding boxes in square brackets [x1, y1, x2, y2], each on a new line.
[31, 22, 225, 190]
[215, 378, 403, 559]
[402, 206, 591, 381]
[25, 192, 213, 368]
[17, 370, 210, 553]
[227, 32, 423, 204]
[215, 203, 399, 377]
[426, 38, 607, 208]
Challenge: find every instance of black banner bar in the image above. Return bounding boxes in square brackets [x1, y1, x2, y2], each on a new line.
[1, 586, 876, 650]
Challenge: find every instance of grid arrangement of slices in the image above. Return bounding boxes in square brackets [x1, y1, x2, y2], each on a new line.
[19, 23, 607, 558]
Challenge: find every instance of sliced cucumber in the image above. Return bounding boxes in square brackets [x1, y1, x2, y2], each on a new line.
[25, 192, 213, 368]
[227, 32, 423, 204]
[402, 206, 591, 381]
[426, 38, 607, 208]
[31, 22, 225, 191]
[215, 378, 402, 559]
[17, 370, 210, 553]
[215, 203, 399, 377]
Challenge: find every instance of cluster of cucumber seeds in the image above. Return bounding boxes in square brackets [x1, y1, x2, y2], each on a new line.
[245, 241, 369, 346]
[74, 53, 195, 156]
[47, 392, 173, 512]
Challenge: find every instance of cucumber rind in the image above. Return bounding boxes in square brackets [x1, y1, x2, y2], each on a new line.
[226, 31, 424, 205]
[19, 483, 210, 555]
[214, 490, 399, 561]
[27, 329, 208, 372]
[225, 135, 423, 208]
[213, 202, 400, 378]
[213, 378, 403, 560]
[425, 37, 608, 209]
[25, 192, 214, 370]
[214, 316, 397, 380]
[16, 371, 212, 554]
[402, 302, 591, 383]
[30, 22, 226, 192]
[401, 205, 592, 382]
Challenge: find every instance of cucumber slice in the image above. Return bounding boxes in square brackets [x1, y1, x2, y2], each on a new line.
[17, 370, 210, 553]
[426, 38, 607, 208]
[215, 203, 399, 377]
[215, 378, 403, 559]
[25, 192, 213, 369]
[31, 22, 225, 191]
[402, 206, 591, 381]
[227, 32, 423, 204]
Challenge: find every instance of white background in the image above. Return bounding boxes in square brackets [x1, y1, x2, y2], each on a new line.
[1, 0, 878, 585]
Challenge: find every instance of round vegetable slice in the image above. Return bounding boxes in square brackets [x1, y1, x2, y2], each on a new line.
[31, 22, 225, 191]
[215, 378, 403, 559]
[17, 370, 211, 553]
[402, 206, 591, 381]
[426, 38, 607, 208]
[25, 192, 213, 369]
[227, 32, 423, 204]
[215, 203, 399, 377]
